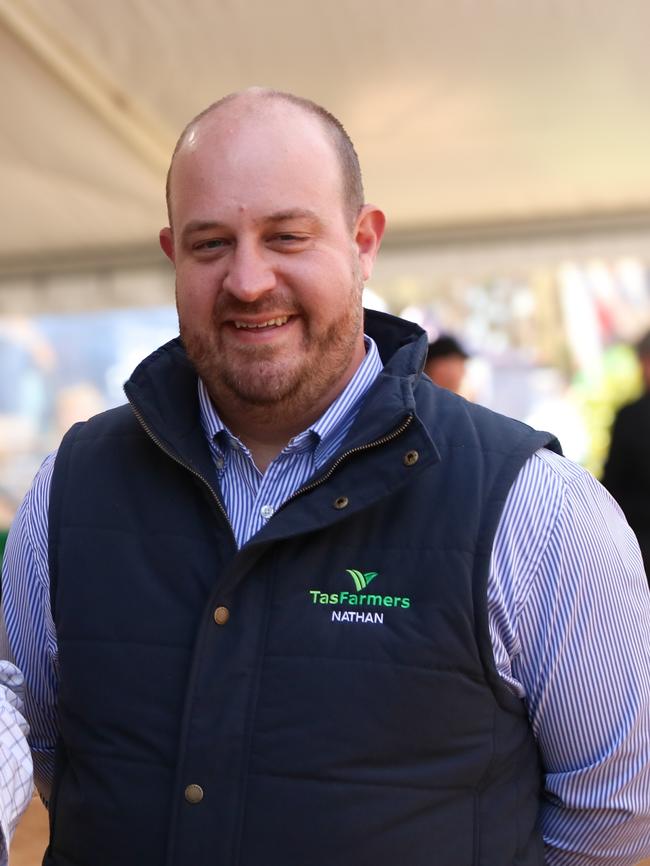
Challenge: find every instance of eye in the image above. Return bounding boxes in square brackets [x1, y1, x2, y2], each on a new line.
[271, 233, 309, 247]
[194, 238, 229, 251]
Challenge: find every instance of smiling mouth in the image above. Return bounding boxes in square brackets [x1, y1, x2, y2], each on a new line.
[233, 316, 290, 329]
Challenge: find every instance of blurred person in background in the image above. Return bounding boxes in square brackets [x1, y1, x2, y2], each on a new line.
[1, 88, 650, 866]
[424, 333, 469, 394]
[603, 329, 650, 579]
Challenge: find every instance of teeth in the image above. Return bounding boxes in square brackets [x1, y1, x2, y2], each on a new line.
[234, 316, 289, 329]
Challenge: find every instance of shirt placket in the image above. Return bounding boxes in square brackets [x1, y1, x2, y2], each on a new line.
[247, 453, 298, 540]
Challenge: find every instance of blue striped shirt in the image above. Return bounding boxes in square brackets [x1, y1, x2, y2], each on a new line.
[2, 336, 650, 864]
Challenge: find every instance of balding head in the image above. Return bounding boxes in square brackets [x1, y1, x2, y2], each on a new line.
[165, 88, 364, 229]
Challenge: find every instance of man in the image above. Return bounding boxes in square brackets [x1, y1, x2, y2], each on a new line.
[424, 333, 469, 393]
[603, 329, 650, 577]
[1, 88, 650, 866]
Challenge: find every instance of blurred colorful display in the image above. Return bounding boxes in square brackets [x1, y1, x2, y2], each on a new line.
[398, 256, 649, 476]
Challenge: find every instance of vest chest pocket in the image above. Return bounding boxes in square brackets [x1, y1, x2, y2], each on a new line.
[262, 543, 479, 674]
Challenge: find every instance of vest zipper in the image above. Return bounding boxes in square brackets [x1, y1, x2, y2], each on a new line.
[128, 401, 237, 540]
[279, 413, 414, 510]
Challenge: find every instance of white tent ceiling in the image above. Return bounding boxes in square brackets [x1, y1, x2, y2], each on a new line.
[3, 0, 650, 274]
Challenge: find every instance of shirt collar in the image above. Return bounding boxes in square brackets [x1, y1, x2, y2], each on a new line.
[197, 335, 383, 460]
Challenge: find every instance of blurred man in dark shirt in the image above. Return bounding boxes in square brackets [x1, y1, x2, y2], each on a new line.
[603, 330, 650, 579]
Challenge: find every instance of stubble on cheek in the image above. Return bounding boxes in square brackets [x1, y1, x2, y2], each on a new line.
[179, 269, 364, 413]
[180, 311, 306, 407]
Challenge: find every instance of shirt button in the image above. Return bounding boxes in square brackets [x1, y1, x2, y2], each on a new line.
[260, 504, 274, 519]
[215, 457, 224, 470]
[213, 606, 230, 625]
[184, 784, 204, 804]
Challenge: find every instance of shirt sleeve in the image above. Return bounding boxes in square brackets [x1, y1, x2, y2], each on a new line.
[490, 448, 650, 866]
[1, 452, 59, 806]
[0, 652, 33, 866]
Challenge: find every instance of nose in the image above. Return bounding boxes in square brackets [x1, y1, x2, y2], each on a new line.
[222, 240, 276, 301]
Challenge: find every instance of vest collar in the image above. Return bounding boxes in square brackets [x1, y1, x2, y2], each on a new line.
[123, 309, 431, 487]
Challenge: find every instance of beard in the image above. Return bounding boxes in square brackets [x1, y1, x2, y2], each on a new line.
[179, 270, 364, 419]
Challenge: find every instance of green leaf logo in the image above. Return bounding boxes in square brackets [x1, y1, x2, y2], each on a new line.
[346, 569, 378, 592]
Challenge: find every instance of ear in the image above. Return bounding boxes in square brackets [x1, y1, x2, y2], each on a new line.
[159, 227, 175, 263]
[354, 205, 386, 281]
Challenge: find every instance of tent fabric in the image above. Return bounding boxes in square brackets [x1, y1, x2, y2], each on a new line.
[2, 0, 650, 267]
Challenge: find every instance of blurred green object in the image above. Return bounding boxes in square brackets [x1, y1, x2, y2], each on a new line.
[0, 529, 7, 566]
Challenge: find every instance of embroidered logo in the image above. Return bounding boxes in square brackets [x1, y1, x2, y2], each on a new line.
[346, 569, 378, 592]
[308, 568, 411, 625]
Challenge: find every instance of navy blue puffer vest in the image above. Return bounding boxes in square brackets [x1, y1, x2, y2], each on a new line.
[45, 311, 560, 866]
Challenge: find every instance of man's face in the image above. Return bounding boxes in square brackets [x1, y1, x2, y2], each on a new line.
[160, 100, 384, 421]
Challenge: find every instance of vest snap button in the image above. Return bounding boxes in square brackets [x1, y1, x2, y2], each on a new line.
[213, 606, 230, 625]
[403, 450, 419, 466]
[184, 784, 204, 804]
[333, 496, 349, 510]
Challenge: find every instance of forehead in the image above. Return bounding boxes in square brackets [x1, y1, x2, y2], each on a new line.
[168, 101, 344, 224]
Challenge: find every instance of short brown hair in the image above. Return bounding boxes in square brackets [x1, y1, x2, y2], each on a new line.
[165, 88, 365, 228]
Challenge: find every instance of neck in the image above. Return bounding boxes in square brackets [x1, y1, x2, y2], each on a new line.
[219, 403, 317, 472]
[217, 384, 353, 472]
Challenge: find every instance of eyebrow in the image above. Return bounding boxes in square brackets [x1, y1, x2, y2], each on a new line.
[180, 220, 225, 241]
[180, 209, 324, 241]
[264, 209, 322, 225]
